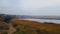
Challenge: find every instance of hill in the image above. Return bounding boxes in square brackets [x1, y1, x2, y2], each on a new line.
[0, 14, 60, 34]
[10, 19, 60, 34]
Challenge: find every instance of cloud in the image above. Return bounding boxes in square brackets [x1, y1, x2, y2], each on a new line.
[0, 0, 21, 15]
[0, 0, 60, 15]
[0, 0, 11, 7]
[20, 0, 60, 10]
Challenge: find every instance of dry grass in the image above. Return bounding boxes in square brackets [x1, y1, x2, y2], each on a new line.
[10, 19, 60, 34]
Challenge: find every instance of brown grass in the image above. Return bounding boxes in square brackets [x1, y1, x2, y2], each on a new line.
[10, 19, 60, 34]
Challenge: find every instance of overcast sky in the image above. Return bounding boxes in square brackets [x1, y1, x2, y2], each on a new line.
[0, 0, 60, 16]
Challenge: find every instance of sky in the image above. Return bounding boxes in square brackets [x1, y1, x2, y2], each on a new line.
[0, 0, 60, 16]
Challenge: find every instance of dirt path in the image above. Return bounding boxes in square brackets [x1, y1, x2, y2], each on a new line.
[8, 23, 16, 34]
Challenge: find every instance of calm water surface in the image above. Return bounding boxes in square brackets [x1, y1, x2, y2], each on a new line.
[21, 18, 60, 24]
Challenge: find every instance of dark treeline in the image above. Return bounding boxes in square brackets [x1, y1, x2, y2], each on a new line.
[0, 14, 16, 23]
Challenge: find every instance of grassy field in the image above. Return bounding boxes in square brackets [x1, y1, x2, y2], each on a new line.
[9, 19, 60, 34]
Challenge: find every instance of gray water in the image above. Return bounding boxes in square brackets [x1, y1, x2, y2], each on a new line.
[21, 18, 60, 24]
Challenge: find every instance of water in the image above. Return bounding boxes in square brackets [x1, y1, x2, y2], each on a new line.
[21, 18, 60, 24]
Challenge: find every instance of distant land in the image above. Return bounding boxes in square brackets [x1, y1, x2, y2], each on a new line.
[0, 14, 60, 20]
